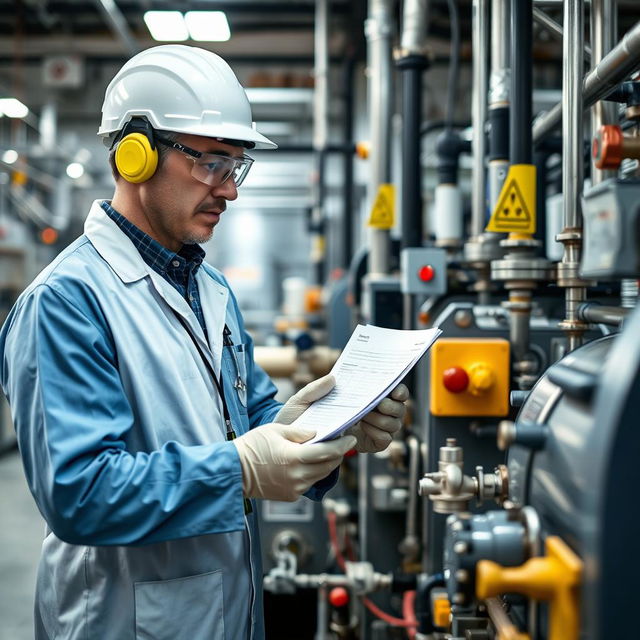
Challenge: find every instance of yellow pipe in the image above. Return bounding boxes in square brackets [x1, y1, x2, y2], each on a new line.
[476, 537, 582, 640]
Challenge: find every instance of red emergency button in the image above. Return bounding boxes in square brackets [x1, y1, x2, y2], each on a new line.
[418, 265, 436, 282]
[443, 366, 469, 393]
[329, 587, 350, 608]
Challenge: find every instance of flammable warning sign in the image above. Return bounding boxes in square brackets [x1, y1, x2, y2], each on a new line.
[486, 164, 536, 234]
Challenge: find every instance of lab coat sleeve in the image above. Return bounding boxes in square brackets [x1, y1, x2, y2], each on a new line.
[0, 283, 246, 546]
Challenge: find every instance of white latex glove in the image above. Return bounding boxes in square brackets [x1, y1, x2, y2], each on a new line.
[275, 374, 336, 425]
[232, 423, 357, 502]
[346, 383, 409, 453]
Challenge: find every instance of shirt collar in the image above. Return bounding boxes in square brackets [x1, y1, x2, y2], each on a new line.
[99, 200, 205, 277]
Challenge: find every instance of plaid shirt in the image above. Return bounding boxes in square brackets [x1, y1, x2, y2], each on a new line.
[100, 201, 209, 341]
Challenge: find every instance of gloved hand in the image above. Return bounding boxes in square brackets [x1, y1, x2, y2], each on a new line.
[232, 423, 357, 502]
[274, 374, 336, 425]
[346, 383, 409, 453]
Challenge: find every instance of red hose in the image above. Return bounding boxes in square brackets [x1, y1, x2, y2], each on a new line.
[402, 591, 417, 639]
[326, 510, 417, 631]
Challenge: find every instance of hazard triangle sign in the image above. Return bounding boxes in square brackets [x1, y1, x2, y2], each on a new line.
[486, 164, 536, 234]
[368, 184, 396, 229]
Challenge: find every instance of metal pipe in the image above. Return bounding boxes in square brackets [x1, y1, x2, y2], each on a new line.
[590, 0, 617, 185]
[94, 0, 139, 55]
[311, 0, 329, 285]
[317, 584, 329, 640]
[471, 0, 490, 238]
[577, 303, 630, 326]
[511, 0, 533, 165]
[342, 53, 356, 269]
[533, 20, 640, 144]
[366, 0, 393, 275]
[400, 0, 428, 53]
[401, 435, 421, 565]
[488, 0, 510, 210]
[533, 7, 592, 60]
[484, 597, 526, 640]
[562, 0, 584, 231]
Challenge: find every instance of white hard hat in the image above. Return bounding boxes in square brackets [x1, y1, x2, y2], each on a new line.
[98, 44, 276, 150]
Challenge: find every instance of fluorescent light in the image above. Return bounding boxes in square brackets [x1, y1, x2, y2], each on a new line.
[66, 163, 84, 179]
[0, 99, 29, 118]
[144, 11, 188, 41]
[185, 11, 231, 41]
[2, 149, 18, 164]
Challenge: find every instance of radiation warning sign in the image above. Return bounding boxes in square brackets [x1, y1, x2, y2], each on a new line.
[486, 164, 536, 234]
[368, 183, 396, 229]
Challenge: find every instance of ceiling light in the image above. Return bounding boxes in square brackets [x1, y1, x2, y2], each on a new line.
[185, 11, 231, 41]
[66, 163, 84, 179]
[144, 11, 189, 41]
[0, 99, 29, 118]
[2, 149, 18, 164]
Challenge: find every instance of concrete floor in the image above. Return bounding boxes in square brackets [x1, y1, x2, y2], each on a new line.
[0, 449, 43, 640]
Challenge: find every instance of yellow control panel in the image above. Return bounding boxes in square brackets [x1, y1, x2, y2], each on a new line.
[430, 338, 510, 416]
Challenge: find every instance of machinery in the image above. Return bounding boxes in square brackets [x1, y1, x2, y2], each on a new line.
[259, 1, 640, 639]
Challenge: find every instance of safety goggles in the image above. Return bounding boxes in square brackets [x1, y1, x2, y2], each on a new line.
[156, 135, 254, 188]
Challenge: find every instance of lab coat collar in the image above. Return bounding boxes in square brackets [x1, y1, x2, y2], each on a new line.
[84, 200, 229, 370]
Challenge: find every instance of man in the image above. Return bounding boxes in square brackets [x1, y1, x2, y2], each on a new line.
[0, 45, 408, 640]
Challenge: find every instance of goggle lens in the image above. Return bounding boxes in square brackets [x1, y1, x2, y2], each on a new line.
[191, 153, 253, 188]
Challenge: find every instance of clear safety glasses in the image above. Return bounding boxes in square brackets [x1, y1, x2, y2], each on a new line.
[156, 136, 254, 188]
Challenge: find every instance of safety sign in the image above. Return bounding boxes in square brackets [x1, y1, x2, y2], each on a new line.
[486, 164, 536, 234]
[368, 183, 396, 229]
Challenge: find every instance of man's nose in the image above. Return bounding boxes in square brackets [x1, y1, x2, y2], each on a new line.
[213, 177, 238, 201]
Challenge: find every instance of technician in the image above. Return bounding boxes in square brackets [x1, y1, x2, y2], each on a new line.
[0, 45, 408, 640]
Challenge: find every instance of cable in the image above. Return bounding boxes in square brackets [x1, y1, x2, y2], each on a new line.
[445, 0, 461, 130]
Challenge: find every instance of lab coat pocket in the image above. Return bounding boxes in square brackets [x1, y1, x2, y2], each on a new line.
[134, 569, 225, 640]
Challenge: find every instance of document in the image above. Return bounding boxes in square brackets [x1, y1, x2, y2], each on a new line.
[293, 324, 442, 443]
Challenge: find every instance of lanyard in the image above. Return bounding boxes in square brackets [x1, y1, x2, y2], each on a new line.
[173, 312, 253, 514]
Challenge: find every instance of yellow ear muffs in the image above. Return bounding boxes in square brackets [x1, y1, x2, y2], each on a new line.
[115, 132, 159, 183]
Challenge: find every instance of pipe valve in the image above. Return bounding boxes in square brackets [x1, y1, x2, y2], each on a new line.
[419, 438, 508, 513]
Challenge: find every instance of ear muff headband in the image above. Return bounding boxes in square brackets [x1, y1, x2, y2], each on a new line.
[115, 131, 159, 183]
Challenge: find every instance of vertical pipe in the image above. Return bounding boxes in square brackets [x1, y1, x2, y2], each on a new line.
[342, 52, 356, 270]
[311, 0, 329, 284]
[366, 0, 393, 275]
[563, 0, 584, 233]
[471, 0, 489, 237]
[488, 0, 510, 210]
[561, 0, 586, 352]
[590, 0, 617, 185]
[510, 0, 532, 165]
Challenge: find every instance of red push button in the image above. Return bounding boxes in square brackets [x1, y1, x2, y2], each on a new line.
[443, 366, 469, 393]
[418, 265, 436, 282]
[329, 587, 350, 608]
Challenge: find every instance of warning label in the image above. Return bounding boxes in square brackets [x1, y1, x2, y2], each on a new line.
[486, 164, 536, 234]
[368, 183, 396, 230]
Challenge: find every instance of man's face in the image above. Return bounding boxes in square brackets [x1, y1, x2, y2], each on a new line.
[139, 134, 241, 252]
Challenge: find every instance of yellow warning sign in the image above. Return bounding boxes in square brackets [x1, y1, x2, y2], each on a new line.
[368, 183, 396, 229]
[486, 164, 536, 234]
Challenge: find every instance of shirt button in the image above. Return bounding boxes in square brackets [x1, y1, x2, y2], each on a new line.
[189, 295, 194, 301]
[172, 260, 180, 267]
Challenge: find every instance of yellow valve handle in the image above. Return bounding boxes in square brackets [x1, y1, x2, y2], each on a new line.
[476, 536, 582, 640]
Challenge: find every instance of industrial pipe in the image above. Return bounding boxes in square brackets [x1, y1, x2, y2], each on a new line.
[557, 0, 587, 352]
[590, 0, 617, 185]
[366, 0, 394, 276]
[470, 0, 490, 238]
[310, 0, 329, 285]
[488, 0, 510, 210]
[533, 20, 640, 145]
[511, 0, 533, 166]
[577, 303, 630, 327]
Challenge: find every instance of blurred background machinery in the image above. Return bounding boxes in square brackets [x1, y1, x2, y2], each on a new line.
[1, 1, 640, 639]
